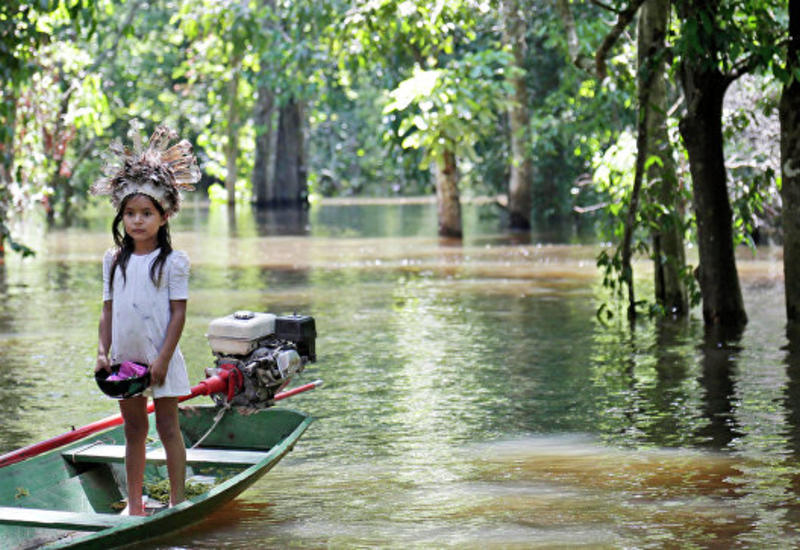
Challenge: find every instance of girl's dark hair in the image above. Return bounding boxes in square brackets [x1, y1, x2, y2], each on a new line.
[108, 193, 172, 292]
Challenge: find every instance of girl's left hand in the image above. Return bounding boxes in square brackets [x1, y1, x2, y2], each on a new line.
[149, 359, 168, 387]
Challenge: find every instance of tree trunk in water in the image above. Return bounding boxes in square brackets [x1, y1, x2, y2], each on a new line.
[434, 149, 462, 238]
[782, 0, 800, 323]
[271, 97, 307, 206]
[252, 84, 274, 207]
[502, 0, 533, 230]
[639, 0, 688, 315]
[679, 67, 746, 327]
[225, 59, 241, 207]
[61, 178, 74, 226]
[0, 89, 17, 259]
[252, 0, 277, 207]
[50, 67, 74, 228]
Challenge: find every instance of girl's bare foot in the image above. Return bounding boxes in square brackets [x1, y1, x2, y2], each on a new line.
[120, 500, 147, 516]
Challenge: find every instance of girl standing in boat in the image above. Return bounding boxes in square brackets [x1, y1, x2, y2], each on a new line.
[91, 121, 201, 516]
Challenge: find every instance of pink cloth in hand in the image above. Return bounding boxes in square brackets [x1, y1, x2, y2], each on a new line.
[106, 361, 148, 381]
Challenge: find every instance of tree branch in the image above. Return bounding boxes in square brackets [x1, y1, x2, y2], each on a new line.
[595, 0, 648, 80]
[588, 0, 622, 14]
[555, 0, 595, 72]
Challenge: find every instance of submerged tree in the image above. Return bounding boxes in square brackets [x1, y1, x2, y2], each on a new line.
[501, 0, 533, 231]
[639, 0, 688, 316]
[563, 0, 676, 319]
[675, 0, 746, 326]
[782, 0, 800, 324]
[613, 0, 685, 321]
[271, 97, 307, 206]
[384, 53, 515, 238]
[575, 0, 782, 326]
[672, 0, 782, 327]
[178, 0, 262, 207]
[251, 0, 277, 208]
[255, 0, 334, 208]
[344, 0, 515, 237]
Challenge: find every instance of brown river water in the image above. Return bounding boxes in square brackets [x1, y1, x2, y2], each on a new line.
[0, 201, 796, 548]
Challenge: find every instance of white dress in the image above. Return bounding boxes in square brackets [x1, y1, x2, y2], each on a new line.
[102, 248, 192, 398]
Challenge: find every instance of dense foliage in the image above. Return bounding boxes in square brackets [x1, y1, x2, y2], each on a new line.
[0, 0, 793, 328]
[0, 0, 640, 234]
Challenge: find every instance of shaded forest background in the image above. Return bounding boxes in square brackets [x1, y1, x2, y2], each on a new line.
[0, 0, 797, 330]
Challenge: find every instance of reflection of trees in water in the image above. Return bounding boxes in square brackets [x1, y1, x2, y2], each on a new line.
[0, 262, 32, 452]
[587, 320, 764, 545]
[638, 320, 696, 445]
[695, 324, 744, 450]
[253, 206, 309, 237]
[782, 325, 800, 525]
[590, 320, 705, 447]
[587, 319, 751, 451]
[52, 261, 71, 292]
[784, 326, 800, 454]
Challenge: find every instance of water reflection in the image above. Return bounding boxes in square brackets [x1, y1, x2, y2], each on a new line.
[780, 326, 800, 542]
[697, 325, 744, 450]
[0, 262, 31, 450]
[252, 206, 309, 236]
[784, 325, 800, 454]
[646, 320, 695, 445]
[589, 323, 700, 447]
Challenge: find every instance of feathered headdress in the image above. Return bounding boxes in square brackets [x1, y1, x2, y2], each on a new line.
[91, 120, 201, 215]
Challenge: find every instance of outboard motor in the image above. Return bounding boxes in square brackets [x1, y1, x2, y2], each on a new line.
[204, 311, 316, 408]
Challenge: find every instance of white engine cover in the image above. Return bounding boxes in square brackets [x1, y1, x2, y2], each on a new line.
[206, 311, 276, 355]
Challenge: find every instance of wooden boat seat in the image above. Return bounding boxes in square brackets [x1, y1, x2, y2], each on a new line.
[0, 505, 139, 531]
[62, 444, 270, 467]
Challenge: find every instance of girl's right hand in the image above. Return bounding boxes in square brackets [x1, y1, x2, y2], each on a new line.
[95, 354, 111, 373]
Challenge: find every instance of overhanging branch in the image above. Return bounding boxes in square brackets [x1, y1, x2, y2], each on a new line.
[595, 0, 647, 80]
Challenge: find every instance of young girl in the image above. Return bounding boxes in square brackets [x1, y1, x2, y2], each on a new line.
[92, 121, 201, 516]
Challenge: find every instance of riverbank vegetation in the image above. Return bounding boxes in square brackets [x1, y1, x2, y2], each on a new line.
[0, 0, 796, 331]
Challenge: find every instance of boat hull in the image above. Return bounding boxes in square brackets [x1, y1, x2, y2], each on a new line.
[0, 405, 313, 549]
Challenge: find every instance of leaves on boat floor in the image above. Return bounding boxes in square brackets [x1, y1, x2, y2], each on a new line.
[143, 479, 214, 504]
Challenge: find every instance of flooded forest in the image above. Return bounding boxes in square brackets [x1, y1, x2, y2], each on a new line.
[2, 0, 800, 548]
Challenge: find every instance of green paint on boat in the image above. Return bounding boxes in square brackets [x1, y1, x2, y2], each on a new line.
[0, 405, 312, 549]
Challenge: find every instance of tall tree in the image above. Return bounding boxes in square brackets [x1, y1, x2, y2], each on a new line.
[434, 149, 462, 238]
[178, 0, 264, 208]
[782, 0, 800, 324]
[270, 98, 307, 206]
[251, 0, 278, 207]
[384, 54, 515, 238]
[344, 0, 512, 238]
[502, 0, 533, 231]
[587, 0, 780, 324]
[254, 0, 333, 208]
[639, 0, 688, 315]
[252, 82, 275, 207]
[564, 0, 669, 318]
[674, 0, 746, 327]
[224, 55, 242, 206]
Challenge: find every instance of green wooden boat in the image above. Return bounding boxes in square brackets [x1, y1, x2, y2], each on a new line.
[0, 405, 313, 549]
